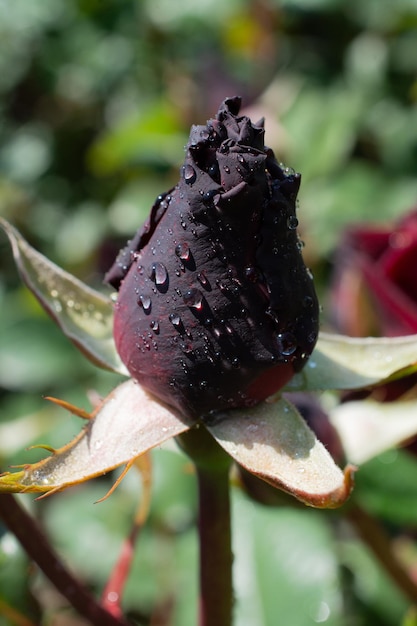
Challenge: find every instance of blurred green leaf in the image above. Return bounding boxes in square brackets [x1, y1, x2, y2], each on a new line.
[232, 495, 342, 626]
[88, 101, 186, 175]
[354, 450, 417, 527]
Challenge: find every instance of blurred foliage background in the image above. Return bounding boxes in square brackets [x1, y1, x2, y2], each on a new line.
[1, 0, 417, 624]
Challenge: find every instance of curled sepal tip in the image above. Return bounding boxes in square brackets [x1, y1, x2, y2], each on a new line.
[0, 217, 128, 376]
[207, 396, 355, 509]
[0, 380, 193, 495]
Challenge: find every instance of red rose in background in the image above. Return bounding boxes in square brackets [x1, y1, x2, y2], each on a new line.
[106, 97, 319, 419]
[330, 210, 417, 338]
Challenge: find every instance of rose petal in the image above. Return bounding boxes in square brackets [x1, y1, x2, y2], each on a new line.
[207, 397, 354, 508]
[0, 218, 128, 375]
[0, 380, 192, 494]
[330, 399, 417, 465]
[286, 331, 417, 392]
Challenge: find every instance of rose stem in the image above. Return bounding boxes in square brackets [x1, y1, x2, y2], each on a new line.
[346, 503, 417, 602]
[177, 426, 234, 626]
[0, 494, 130, 626]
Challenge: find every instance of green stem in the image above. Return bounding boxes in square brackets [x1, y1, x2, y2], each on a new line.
[0, 494, 130, 626]
[347, 503, 417, 603]
[178, 426, 233, 626]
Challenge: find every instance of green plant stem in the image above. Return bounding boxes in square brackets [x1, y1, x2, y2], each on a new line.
[0, 494, 130, 626]
[347, 503, 417, 603]
[178, 426, 234, 626]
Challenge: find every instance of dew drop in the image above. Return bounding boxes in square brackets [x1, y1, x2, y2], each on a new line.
[287, 215, 299, 230]
[223, 165, 230, 173]
[303, 295, 314, 308]
[180, 342, 193, 355]
[169, 313, 182, 327]
[138, 295, 152, 313]
[150, 320, 160, 333]
[149, 262, 168, 286]
[276, 332, 298, 356]
[237, 154, 245, 164]
[197, 271, 210, 289]
[175, 242, 191, 261]
[183, 288, 203, 310]
[208, 162, 220, 179]
[183, 163, 197, 185]
[244, 266, 259, 282]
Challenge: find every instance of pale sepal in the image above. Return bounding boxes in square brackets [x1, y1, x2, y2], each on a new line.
[287, 331, 417, 392]
[0, 380, 192, 495]
[330, 398, 417, 465]
[207, 396, 354, 509]
[0, 218, 128, 375]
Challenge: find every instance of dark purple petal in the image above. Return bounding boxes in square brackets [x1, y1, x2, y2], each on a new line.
[106, 98, 319, 419]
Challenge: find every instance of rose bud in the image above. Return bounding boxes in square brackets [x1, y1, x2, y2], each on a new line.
[105, 97, 319, 419]
[330, 209, 417, 337]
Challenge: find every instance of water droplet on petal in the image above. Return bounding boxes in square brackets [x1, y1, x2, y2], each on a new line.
[237, 154, 245, 164]
[175, 242, 191, 261]
[244, 266, 259, 282]
[287, 215, 299, 230]
[276, 332, 298, 356]
[183, 163, 197, 185]
[197, 271, 210, 289]
[149, 262, 168, 286]
[208, 162, 220, 179]
[150, 320, 160, 333]
[183, 288, 203, 310]
[223, 165, 230, 173]
[169, 313, 182, 328]
[138, 295, 152, 313]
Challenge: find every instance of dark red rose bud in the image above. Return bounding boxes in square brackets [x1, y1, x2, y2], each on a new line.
[106, 97, 319, 419]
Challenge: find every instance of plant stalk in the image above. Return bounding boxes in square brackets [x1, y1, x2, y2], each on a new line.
[347, 503, 417, 603]
[178, 426, 234, 626]
[0, 494, 130, 626]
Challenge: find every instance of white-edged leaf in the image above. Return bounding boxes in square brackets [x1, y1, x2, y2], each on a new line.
[0, 380, 192, 494]
[0, 218, 128, 375]
[207, 396, 354, 509]
[330, 398, 417, 465]
[287, 332, 417, 392]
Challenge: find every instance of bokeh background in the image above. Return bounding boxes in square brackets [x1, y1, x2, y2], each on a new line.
[1, 1, 417, 624]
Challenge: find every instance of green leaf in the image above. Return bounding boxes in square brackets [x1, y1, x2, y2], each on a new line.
[0, 380, 193, 495]
[354, 450, 417, 527]
[287, 331, 417, 392]
[232, 494, 343, 626]
[208, 396, 354, 509]
[0, 218, 128, 376]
